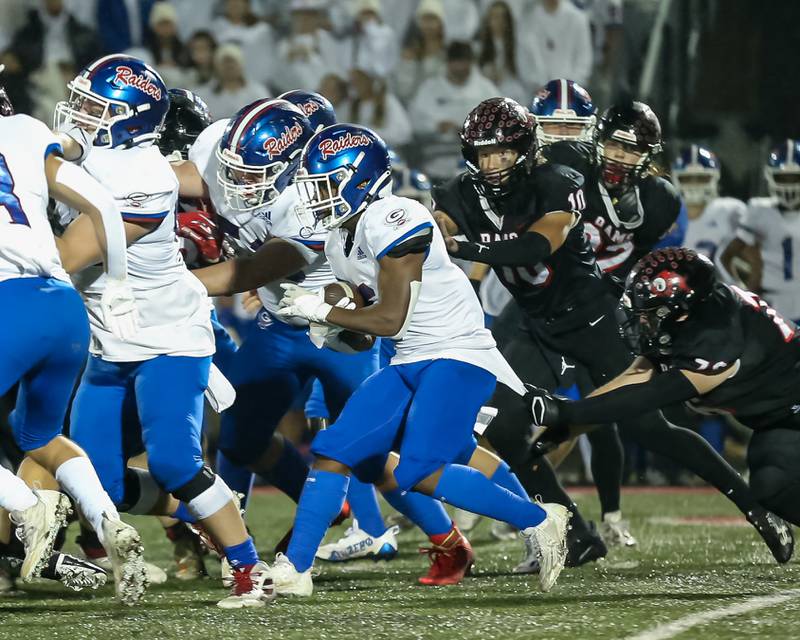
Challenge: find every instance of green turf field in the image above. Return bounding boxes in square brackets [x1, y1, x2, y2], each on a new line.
[2, 488, 799, 640]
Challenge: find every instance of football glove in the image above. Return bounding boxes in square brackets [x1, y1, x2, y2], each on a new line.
[100, 278, 138, 340]
[525, 385, 572, 460]
[276, 283, 332, 324]
[177, 211, 221, 267]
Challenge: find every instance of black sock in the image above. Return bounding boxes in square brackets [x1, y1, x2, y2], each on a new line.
[587, 425, 624, 515]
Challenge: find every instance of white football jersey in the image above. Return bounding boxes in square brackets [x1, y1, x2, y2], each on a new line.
[325, 194, 524, 393]
[0, 115, 69, 284]
[737, 197, 800, 321]
[189, 119, 334, 325]
[76, 144, 214, 361]
[683, 197, 745, 282]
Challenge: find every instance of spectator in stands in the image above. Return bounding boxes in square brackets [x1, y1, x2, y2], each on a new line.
[578, 0, 625, 106]
[170, 0, 216, 42]
[96, 0, 156, 54]
[317, 72, 348, 111]
[185, 30, 217, 93]
[201, 43, 268, 119]
[477, 1, 528, 104]
[341, 0, 398, 80]
[212, 0, 275, 84]
[347, 67, 412, 148]
[409, 40, 499, 179]
[440, 0, 480, 42]
[394, 0, 447, 104]
[146, 2, 188, 87]
[517, 0, 593, 91]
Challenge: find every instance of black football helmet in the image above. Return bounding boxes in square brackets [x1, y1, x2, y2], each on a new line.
[595, 101, 662, 192]
[460, 97, 536, 199]
[622, 247, 716, 356]
[158, 88, 212, 159]
[0, 64, 13, 116]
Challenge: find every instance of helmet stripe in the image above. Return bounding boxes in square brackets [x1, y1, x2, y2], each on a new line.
[230, 100, 277, 153]
[85, 54, 129, 80]
[561, 78, 569, 110]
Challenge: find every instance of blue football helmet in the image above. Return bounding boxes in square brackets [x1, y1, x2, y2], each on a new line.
[277, 90, 337, 133]
[765, 139, 800, 211]
[296, 124, 392, 229]
[671, 144, 720, 206]
[530, 79, 596, 146]
[216, 98, 313, 212]
[388, 148, 432, 208]
[55, 54, 169, 148]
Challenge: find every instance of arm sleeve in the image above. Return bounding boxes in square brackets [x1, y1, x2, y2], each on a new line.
[452, 230, 553, 266]
[559, 369, 698, 426]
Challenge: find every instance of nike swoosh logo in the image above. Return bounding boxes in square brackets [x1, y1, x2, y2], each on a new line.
[588, 315, 606, 327]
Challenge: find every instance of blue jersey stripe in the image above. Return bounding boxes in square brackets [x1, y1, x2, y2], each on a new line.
[376, 222, 433, 260]
[44, 142, 63, 160]
[121, 210, 169, 220]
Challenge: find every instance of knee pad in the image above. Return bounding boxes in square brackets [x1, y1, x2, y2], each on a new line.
[119, 467, 162, 515]
[173, 466, 233, 520]
[147, 449, 203, 494]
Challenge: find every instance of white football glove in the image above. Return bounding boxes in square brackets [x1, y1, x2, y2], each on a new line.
[276, 283, 332, 324]
[55, 121, 94, 164]
[100, 278, 139, 340]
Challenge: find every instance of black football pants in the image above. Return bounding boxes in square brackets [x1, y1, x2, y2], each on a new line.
[747, 425, 800, 525]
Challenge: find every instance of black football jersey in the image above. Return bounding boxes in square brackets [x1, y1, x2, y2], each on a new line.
[543, 141, 682, 279]
[650, 283, 800, 429]
[432, 163, 604, 320]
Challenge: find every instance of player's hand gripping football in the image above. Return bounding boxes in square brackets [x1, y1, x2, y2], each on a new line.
[525, 385, 571, 459]
[277, 283, 333, 324]
[100, 278, 139, 340]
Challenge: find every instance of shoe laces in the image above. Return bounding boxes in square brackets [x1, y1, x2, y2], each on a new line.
[230, 565, 257, 596]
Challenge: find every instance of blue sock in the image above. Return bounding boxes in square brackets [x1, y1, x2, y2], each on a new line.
[491, 461, 530, 501]
[263, 440, 309, 503]
[172, 502, 197, 524]
[286, 469, 349, 572]
[382, 488, 452, 537]
[346, 478, 385, 537]
[224, 537, 259, 570]
[216, 450, 255, 509]
[432, 464, 546, 530]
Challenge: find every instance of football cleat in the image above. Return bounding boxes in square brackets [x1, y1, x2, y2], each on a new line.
[598, 512, 637, 547]
[565, 521, 608, 568]
[41, 552, 107, 591]
[10, 490, 72, 582]
[268, 553, 313, 597]
[452, 508, 482, 533]
[100, 515, 148, 606]
[78, 527, 167, 585]
[513, 533, 540, 574]
[316, 525, 399, 562]
[521, 503, 571, 592]
[418, 526, 474, 586]
[274, 500, 351, 556]
[165, 522, 208, 581]
[217, 561, 275, 609]
[747, 508, 794, 564]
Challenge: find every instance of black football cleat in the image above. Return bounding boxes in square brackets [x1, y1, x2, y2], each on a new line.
[747, 508, 794, 564]
[41, 552, 108, 591]
[565, 521, 608, 568]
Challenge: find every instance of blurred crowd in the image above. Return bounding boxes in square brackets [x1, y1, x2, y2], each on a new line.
[0, 0, 622, 180]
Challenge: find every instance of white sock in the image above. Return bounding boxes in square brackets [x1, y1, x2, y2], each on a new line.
[0, 465, 37, 512]
[55, 457, 119, 538]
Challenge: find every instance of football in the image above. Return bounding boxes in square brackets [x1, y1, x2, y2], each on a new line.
[322, 281, 375, 352]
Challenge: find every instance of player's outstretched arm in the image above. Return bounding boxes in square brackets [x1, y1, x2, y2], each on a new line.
[191, 237, 310, 296]
[720, 237, 763, 292]
[171, 159, 210, 199]
[45, 153, 128, 280]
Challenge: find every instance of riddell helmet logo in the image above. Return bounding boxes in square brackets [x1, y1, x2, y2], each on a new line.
[113, 66, 162, 100]
[318, 132, 371, 160]
[263, 122, 304, 159]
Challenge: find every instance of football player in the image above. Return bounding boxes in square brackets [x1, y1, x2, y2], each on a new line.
[721, 139, 800, 323]
[434, 97, 793, 568]
[0, 78, 148, 601]
[672, 144, 745, 278]
[262, 124, 570, 597]
[179, 97, 475, 585]
[530, 78, 597, 148]
[527, 247, 800, 541]
[53, 54, 273, 609]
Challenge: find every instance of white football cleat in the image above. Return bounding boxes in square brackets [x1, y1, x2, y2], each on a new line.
[100, 515, 148, 605]
[598, 512, 637, 547]
[10, 490, 72, 582]
[453, 509, 482, 533]
[217, 561, 275, 609]
[513, 533, 540, 574]
[521, 503, 571, 592]
[269, 553, 313, 597]
[88, 554, 167, 585]
[316, 525, 399, 562]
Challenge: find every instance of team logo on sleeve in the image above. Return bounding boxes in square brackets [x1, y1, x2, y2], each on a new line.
[384, 208, 408, 229]
[318, 132, 372, 159]
[113, 66, 163, 100]
[263, 123, 304, 160]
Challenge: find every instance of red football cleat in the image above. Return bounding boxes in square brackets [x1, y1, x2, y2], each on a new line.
[418, 525, 474, 586]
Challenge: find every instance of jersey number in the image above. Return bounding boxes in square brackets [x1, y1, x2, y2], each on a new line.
[0, 153, 29, 227]
[730, 285, 795, 342]
[567, 189, 586, 211]
[502, 264, 552, 288]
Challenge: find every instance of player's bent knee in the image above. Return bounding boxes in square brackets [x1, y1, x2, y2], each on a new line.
[172, 466, 234, 520]
[147, 450, 204, 494]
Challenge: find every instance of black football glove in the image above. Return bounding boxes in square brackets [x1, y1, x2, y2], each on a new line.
[525, 385, 571, 460]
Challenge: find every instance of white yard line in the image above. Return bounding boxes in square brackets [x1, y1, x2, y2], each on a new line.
[627, 589, 800, 640]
